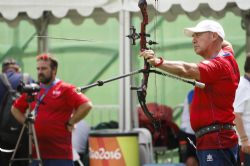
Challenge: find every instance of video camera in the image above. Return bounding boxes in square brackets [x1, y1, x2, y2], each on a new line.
[17, 81, 40, 93]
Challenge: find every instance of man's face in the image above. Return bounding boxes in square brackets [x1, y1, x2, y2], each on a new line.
[37, 60, 55, 84]
[192, 31, 213, 56]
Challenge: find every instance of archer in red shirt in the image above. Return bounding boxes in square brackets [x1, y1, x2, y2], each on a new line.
[140, 20, 240, 166]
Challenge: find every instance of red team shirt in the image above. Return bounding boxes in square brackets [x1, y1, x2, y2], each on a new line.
[13, 80, 90, 159]
[190, 46, 240, 150]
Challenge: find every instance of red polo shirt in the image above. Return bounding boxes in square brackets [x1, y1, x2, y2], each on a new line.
[13, 80, 90, 159]
[190, 46, 240, 150]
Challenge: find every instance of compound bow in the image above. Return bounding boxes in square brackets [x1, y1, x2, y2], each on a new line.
[128, 0, 160, 129]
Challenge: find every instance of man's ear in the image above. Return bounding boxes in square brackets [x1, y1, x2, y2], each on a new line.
[212, 32, 221, 41]
[53, 68, 57, 76]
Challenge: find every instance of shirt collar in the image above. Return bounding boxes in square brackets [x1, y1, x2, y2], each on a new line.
[40, 78, 60, 89]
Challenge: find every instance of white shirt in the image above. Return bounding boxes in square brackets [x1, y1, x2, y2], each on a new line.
[180, 90, 195, 134]
[72, 120, 91, 153]
[233, 76, 250, 142]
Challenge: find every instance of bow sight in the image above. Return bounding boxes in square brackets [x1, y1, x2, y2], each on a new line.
[126, 26, 158, 46]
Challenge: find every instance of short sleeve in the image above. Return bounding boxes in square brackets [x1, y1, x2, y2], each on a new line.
[13, 93, 29, 113]
[65, 85, 90, 109]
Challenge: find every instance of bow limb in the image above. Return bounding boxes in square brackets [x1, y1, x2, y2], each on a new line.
[137, 88, 160, 129]
[137, 0, 160, 129]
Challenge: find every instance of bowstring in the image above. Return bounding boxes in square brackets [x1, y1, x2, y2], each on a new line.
[153, 0, 161, 116]
[153, 0, 158, 101]
[152, 0, 161, 122]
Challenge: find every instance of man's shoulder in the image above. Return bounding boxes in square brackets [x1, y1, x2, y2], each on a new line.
[211, 53, 237, 68]
[222, 45, 234, 53]
[56, 80, 75, 89]
[199, 58, 223, 68]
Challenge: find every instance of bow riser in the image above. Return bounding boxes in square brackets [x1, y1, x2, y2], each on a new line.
[138, 0, 160, 129]
[126, 0, 160, 129]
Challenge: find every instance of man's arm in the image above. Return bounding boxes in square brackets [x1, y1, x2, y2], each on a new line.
[11, 106, 26, 124]
[140, 50, 200, 80]
[66, 101, 92, 132]
[157, 60, 200, 80]
[235, 112, 250, 154]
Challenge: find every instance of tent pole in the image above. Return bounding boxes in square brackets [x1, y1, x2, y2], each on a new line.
[241, 10, 250, 53]
[119, 10, 135, 131]
[34, 12, 49, 54]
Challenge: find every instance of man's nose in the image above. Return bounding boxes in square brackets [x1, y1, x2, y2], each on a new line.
[192, 37, 196, 44]
[37, 69, 42, 74]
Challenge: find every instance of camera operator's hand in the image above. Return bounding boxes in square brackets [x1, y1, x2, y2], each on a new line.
[65, 121, 75, 132]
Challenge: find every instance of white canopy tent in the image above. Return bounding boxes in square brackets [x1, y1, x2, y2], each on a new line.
[1, 0, 250, 131]
[0, 0, 250, 20]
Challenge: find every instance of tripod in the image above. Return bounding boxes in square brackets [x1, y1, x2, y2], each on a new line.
[9, 93, 42, 166]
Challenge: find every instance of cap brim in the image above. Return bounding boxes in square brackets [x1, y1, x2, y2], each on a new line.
[184, 27, 208, 37]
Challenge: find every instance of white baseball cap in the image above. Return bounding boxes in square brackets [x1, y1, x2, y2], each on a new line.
[184, 20, 225, 40]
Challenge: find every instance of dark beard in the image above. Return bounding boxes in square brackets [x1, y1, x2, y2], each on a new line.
[38, 74, 53, 84]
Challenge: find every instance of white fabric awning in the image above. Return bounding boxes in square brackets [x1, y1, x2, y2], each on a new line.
[0, 0, 250, 21]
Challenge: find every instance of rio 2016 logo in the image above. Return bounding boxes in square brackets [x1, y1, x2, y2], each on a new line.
[89, 148, 122, 160]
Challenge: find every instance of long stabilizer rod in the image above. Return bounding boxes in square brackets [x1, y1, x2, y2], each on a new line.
[76, 69, 205, 92]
